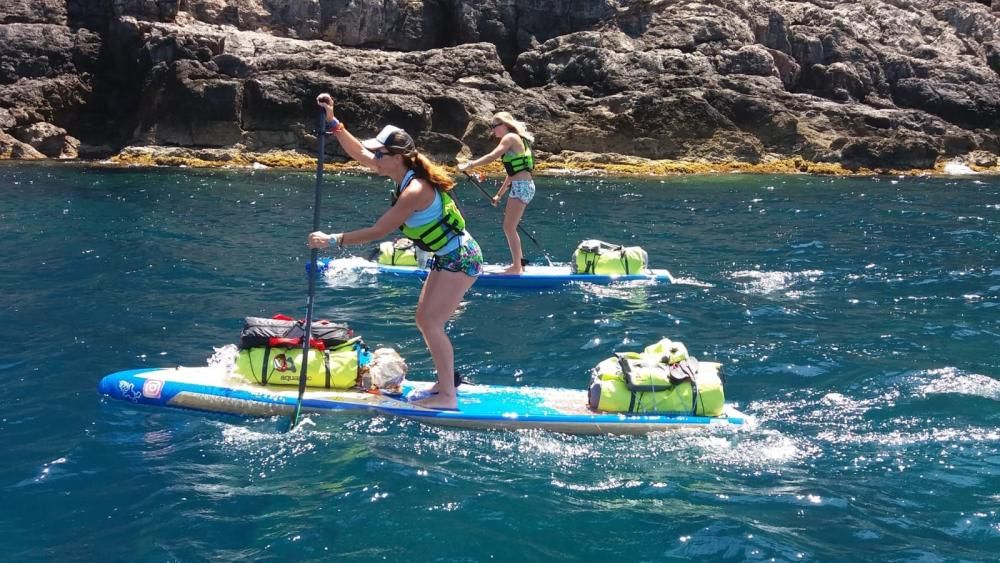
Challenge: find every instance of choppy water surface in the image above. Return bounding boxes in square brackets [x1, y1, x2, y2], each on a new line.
[1, 163, 998, 561]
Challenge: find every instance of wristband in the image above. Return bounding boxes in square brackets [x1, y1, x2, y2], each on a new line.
[331, 233, 344, 247]
[326, 118, 342, 132]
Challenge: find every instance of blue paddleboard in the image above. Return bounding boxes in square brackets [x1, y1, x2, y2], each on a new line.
[98, 367, 750, 435]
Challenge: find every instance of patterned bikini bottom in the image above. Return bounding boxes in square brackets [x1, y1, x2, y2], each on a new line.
[509, 180, 536, 204]
[427, 236, 483, 278]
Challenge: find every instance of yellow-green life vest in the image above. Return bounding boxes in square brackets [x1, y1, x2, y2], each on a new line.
[392, 170, 466, 252]
[501, 136, 534, 175]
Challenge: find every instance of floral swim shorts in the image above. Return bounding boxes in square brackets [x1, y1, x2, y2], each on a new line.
[509, 179, 536, 204]
[427, 236, 483, 278]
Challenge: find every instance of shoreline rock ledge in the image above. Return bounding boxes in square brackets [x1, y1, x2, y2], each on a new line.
[2, 0, 999, 174]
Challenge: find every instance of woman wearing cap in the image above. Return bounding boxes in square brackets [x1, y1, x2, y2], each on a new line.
[458, 112, 536, 275]
[308, 93, 483, 410]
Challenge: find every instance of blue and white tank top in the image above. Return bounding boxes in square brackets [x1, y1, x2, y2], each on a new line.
[398, 170, 462, 255]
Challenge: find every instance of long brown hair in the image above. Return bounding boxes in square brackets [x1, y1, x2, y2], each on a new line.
[402, 152, 456, 192]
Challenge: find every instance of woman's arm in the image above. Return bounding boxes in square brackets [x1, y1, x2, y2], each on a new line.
[308, 180, 435, 248]
[492, 176, 512, 206]
[337, 208, 409, 246]
[459, 133, 518, 170]
[316, 93, 379, 171]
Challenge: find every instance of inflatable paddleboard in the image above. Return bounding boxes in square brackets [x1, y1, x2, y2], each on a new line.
[98, 367, 750, 435]
[316, 259, 674, 289]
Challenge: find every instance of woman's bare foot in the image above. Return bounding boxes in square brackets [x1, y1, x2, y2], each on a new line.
[426, 371, 463, 394]
[414, 393, 458, 410]
[502, 264, 523, 275]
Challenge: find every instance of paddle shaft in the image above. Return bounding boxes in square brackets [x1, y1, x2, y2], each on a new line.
[461, 170, 542, 249]
[289, 111, 326, 430]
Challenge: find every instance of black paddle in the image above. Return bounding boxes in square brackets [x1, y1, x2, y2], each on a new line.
[288, 110, 327, 431]
[461, 170, 553, 266]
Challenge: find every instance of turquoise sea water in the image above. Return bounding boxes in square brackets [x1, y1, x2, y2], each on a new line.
[1, 163, 999, 561]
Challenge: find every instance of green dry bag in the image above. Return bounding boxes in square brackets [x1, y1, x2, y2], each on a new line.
[586, 339, 725, 416]
[235, 340, 361, 389]
[375, 239, 420, 266]
[571, 240, 648, 275]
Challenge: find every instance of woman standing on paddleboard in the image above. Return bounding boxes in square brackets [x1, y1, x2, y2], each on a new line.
[458, 112, 536, 275]
[307, 93, 482, 410]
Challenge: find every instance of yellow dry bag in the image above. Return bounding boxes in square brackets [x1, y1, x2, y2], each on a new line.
[375, 239, 420, 266]
[571, 240, 648, 275]
[235, 340, 361, 389]
[587, 338, 725, 416]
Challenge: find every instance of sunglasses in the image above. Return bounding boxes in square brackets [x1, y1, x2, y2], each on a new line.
[491, 123, 503, 129]
[375, 147, 410, 160]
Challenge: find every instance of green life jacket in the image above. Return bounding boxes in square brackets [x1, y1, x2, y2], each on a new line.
[391, 170, 466, 252]
[501, 136, 534, 175]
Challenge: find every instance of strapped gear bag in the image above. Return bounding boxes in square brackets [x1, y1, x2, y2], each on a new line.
[587, 338, 725, 416]
[234, 315, 362, 389]
[235, 340, 362, 389]
[571, 240, 648, 275]
[239, 315, 353, 350]
[371, 238, 431, 267]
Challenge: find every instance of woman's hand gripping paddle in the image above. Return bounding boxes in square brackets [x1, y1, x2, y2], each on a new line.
[461, 170, 553, 266]
[289, 109, 328, 431]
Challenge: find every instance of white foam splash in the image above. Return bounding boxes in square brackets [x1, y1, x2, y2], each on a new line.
[216, 419, 331, 479]
[670, 276, 714, 288]
[943, 160, 976, 175]
[322, 256, 380, 288]
[207, 344, 239, 372]
[731, 269, 824, 296]
[916, 367, 1000, 401]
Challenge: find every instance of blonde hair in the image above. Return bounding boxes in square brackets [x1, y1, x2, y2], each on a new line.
[402, 152, 456, 192]
[492, 112, 534, 144]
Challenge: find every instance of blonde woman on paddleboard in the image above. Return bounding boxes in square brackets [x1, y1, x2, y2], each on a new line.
[458, 112, 536, 274]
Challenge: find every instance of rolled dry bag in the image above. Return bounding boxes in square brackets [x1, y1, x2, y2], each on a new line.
[235, 339, 362, 389]
[239, 315, 353, 350]
[587, 350, 725, 416]
[374, 239, 420, 266]
[571, 240, 648, 275]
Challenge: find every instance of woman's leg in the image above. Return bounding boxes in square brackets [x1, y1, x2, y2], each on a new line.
[502, 198, 528, 274]
[412, 269, 476, 409]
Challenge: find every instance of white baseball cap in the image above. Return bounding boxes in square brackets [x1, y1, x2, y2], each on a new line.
[361, 125, 415, 154]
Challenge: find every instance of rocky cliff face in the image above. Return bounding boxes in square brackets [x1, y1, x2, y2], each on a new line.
[1, 0, 998, 171]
